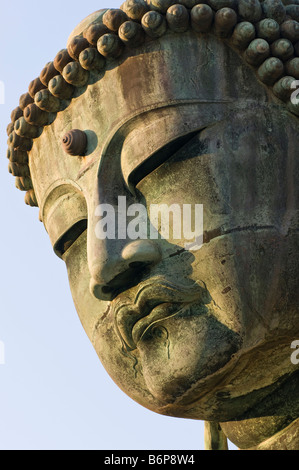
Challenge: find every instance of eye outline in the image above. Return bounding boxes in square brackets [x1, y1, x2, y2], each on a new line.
[41, 181, 88, 259]
[127, 129, 202, 194]
[54, 218, 88, 258]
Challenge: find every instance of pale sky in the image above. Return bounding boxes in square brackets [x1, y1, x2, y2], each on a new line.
[0, 0, 237, 450]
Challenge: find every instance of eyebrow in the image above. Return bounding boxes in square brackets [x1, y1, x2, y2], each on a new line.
[75, 100, 232, 182]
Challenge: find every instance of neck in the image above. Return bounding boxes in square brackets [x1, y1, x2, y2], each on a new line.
[221, 416, 299, 450]
[220, 371, 299, 450]
[248, 418, 299, 450]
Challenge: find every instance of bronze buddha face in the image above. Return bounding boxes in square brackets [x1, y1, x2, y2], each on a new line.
[7, 1, 299, 449]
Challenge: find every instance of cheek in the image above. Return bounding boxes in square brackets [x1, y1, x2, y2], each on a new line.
[63, 231, 106, 339]
[92, 311, 173, 413]
[63, 231, 170, 413]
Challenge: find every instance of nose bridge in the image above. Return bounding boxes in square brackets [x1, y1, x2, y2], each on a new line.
[87, 184, 162, 299]
[88, 196, 163, 271]
[87, 186, 129, 285]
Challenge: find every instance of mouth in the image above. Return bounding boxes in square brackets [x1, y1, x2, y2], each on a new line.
[131, 301, 182, 346]
[113, 278, 206, 351]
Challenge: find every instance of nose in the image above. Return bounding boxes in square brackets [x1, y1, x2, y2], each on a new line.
[89, 239, 162, 301]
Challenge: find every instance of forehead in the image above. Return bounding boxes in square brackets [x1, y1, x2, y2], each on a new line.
[29, 32, 269, 212]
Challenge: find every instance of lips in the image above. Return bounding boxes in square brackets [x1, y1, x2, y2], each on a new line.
[131, 302, 182, 346]
[112, 278, 205, 351]
[114, 297, 179, 351]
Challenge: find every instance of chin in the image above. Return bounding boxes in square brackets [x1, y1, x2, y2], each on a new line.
[135, 301, 241, 404]
[93, 298, 242, 417]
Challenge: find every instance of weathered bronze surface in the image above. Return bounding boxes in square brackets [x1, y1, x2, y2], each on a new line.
[6, 0, 299, 450]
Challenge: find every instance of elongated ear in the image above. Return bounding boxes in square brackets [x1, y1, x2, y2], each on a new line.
[204, 421, 229, 450]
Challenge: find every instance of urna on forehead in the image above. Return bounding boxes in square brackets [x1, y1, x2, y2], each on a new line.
[6, 0, 299, 209]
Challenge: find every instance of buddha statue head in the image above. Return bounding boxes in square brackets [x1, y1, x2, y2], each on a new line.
[7, 0, 299, 450]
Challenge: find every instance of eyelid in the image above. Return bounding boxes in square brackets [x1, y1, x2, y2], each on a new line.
[42, 185, 88, 257]
[54, 219, 87, 258]
[127, 129, 200, 191]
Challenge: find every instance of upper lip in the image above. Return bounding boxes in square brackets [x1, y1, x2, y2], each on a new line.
[113, 278, 203, 350]
[132, 301, 182, 346]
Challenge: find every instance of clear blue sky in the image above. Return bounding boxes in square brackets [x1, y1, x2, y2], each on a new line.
[0, 0, 237, 450]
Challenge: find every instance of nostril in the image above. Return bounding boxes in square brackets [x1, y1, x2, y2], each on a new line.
[102, 286, 114, 294]
[90, 278, 116, 301]
[128, 261, 149, 269]
[90, 262, 151, 301]
[122, 240, 162, 265]
[89, 240, 162, 301]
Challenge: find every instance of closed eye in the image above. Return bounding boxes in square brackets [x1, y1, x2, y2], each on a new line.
[128, 130, 200, 190]
[54, 219, 88, 258]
